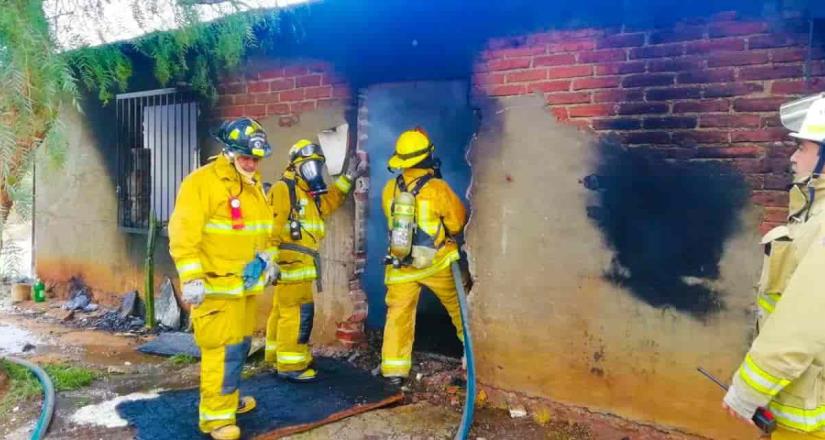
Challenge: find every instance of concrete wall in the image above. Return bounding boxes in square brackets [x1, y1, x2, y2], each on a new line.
[466, 94, 762, 439]
[34, 105, 178, 305]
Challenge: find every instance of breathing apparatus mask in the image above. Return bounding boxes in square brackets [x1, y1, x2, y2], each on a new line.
[290, 141, 328, 197]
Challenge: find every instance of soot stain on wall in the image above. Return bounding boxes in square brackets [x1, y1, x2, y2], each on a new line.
[583, 142, 751, 318]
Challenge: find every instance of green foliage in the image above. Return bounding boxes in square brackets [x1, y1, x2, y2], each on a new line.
[0, 361, 98, 417]
[168, 354, 198, 366]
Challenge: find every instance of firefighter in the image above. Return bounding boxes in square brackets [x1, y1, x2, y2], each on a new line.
[169, 117, 278, 440]
[265, 139, 364, 381]
[723, 93, 825, 439]
[380, 128, 467, 385]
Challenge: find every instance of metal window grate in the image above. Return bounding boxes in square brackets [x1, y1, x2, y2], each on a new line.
[116, 88, 200, 233]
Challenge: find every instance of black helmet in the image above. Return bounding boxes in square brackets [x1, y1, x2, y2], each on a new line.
[215, 117, 272, 158]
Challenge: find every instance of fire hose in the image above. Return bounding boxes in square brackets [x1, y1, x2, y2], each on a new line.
[451, 261, 475, 440]
[3, 356, 55, 440]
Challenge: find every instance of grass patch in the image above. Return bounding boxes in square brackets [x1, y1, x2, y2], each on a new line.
[0, 360, 99, 417]
[169, 354, 198, 366]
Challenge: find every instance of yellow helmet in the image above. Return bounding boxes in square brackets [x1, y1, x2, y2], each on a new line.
[388, 128, 434, 170]
[288, 139, 325, 166]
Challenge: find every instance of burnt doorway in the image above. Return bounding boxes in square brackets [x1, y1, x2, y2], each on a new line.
[358, 80, 474, 357]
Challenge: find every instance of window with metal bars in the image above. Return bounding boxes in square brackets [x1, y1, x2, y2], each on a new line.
[115, 88, 200, 232]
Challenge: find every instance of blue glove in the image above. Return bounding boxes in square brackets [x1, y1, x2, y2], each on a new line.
[242, 255, 267, 289]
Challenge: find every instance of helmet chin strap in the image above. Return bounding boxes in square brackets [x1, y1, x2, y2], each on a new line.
[805, 143, 825, 220]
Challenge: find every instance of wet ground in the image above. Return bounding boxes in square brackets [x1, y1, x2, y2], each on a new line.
[0, 289, 703, 440]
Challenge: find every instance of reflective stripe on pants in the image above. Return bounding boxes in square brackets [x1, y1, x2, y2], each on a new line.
[381, 266, 464, 378]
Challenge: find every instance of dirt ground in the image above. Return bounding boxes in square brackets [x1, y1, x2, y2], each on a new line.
[0, 288, 704, 440]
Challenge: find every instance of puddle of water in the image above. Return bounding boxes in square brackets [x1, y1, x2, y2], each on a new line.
[70, 391, 163, 428]
[0, 324, 39, 355]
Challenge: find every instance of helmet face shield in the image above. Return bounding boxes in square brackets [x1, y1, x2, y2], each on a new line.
[298, 159, 328, 196]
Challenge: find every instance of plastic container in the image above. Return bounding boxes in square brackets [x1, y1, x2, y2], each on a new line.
[32, 280, 45, 303]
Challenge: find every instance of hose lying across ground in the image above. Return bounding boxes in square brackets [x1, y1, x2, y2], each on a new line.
[452, 262, 475, 440]
[4, 356, 55, 440]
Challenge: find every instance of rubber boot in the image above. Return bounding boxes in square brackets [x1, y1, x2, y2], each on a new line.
[237, 396, 256, 415]
[210, 425, 240, 440]
[278, 368, 317, 383]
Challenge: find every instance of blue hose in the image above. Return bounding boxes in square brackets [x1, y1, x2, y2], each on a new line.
[451, 262, 475, 440]
[4, 356, 55, 440]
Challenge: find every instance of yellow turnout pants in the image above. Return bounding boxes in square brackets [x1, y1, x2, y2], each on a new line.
[193, 295, 257, 433]
[381, 267, 464, 378]
[266, 282, 315, 372]
[774, 428, 825, 439]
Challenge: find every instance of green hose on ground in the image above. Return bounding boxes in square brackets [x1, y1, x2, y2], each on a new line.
[4, 356, 55, 440]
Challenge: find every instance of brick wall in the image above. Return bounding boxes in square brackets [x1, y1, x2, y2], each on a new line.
[473, 11, 825, 234]
[214, 61, 351, 127]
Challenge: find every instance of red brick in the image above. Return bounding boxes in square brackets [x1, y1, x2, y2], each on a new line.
[596, 33, 646, 48]
[216, 95, 234, 106]
[700, 114, 761, 128]
[247, 81, 269, 93]
[772, 78, 825, 95]
[769, 143, 797, 158]
[707, 51, 770, 67]
[746, 174, 766, 190]
[234, 94, 254, 105]
[709, 21, 768, 38]
[279, 88, 305, 102]
[592, 118, 642, 130]
[489, 84, 526, 96]
[698, 145, 763, 158]
[622, 74, 674, 88]
[548, 40, 597, 52]
[649, 27, 706, 44]
[763, 207, 789, 223]
[739, 65, 804, 81]
[594, 89, 644, 103]
[762, 115, 782, 128]
[645, 87, 702, 101]
[258, 68, 285, 79]
[489, 57, 532, 71]
[752, 190, 789, 208]
[474, 72, 506, 86]
[563, 119, 593, 130]
[506, 69, 547, 83]
[332, 86, 351, 99]
[572, 77, 620, 90]
[772, 48, 807, 63]
[305, 86, 333, 99]
[218, 83, 246, 94]
[673, 131, 732, 145]
[643, 116, 697, 129]
[647, 58, 704, 72]
[284, 66, 308, 77]
[488, 45, 546, 58]
[673, 100, 730, 113]
[546, 92, 592, 105]
[218, 105, 245, 117]
[629, 44, 685, 59]
[621, 131, 672, 144]
[264, 103, 290, 115]
[568, 104, 616, 118]
[731, 129, 789, 142]
[269, 78, 295, 92]
[733, 97, 788, 112]
[685, 38, 745, 54]
[733, 158, 770, 174]
[765, 174, 793, 190]
[579, 49, 627, 63]
[291, 101, 317, 113]
[758, 221, 783, 235]
[296, 74, 322, 87]
[534, 53, 577, 66]
[527, 80, 571, 93]
[244, 104, 266, 117]
[704, 83, 764, 98]
[595, 62, 646, 75]
[549, 107, 569, 121]
[677, 69, 735, 84]
[618, 102, 669, 115]
[279, 115, 299, 127]
[547, 65, 593, 79]
[749, 34, 803, 49]
[254, 92, 282, 104]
